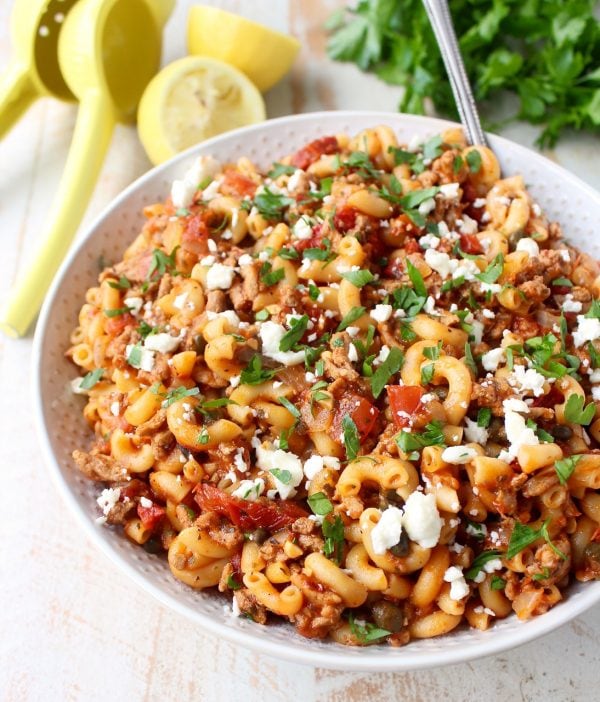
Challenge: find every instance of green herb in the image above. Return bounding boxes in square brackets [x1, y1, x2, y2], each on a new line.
[341, 269, 375, 287]
[278, 246, 300, 260]
[490, 576, 506, 590]
[270, 469, 293, 485]
[399, 187, 440, 211]
[322, 515, 345, 563]
[198, 177, 212, 190]
[136, 320, 156, 339]
[127, 343, 143, 369]
[79, 368, 104, 390]
[260, 262, 285, 287]
[348, 612, 391, 644]
[337, 306, 366, 332]
[252, 187, 295, 220]
[420, 362, 435, 386]
[226, 574, 242, 590]
[453, 155, 464, 173]
[255, 309, 270, 321]
[396, 420, 445, 453]
[406, 261, 427, 299]
[584, 299, 600, 319]
[464, 342, 478, 376]
[156, 386, 200, 408]
[278, 427, 292, 451]
[303, 237, 336, 264]
[552, 277, 573, 287]
[200, 398, 237, 410]
[589, 342, 600, 369]
[423, 342, 442, 361]
[370, 347, 404, 398]
[197, 427, 209, 445]
[555, 454, 582, 485]
[307, 491, 334, 516]
[343, 150, 381, 179]
[278, 396, 301, 418]
[268, 162, 297, 179]
[525, 419, 554, 444]
[326, 0, 600, 147]
[279, 315, 309, 351]
[175, 207, 190, 217]
[506, 519, 566, 560]
[107, 275, 131, 290]
[532, 567, 552, 582]
[465, 550, 501, 580]
[146, 247, 178, 284]
[564, 394, 595, 425]
[466, 150, 482, 173]
[342, 415, 360, 460]
[440, 277, 465, 293]
[391, 286, 426, 317]
[477, 407, 492, 428]
[466, 520, 487, 541]
[476, 254, 504, 285]
[103, 306, 131, 318]
[240, 355, 280, 385]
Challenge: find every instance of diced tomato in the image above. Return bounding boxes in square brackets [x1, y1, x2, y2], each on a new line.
[293, 222, 324, 253]
[333, 206, 358, 233]
[193, 484, 308, 531]
[551, 284, 572, 296]
[460, 234, 484, 255]
[181, 213, 210, 256]
[137, 502, 166, 531]
[531, 386, 564, 408]
[331, 393, 380, 443]
[387, 385, 425, 428]
[105, 312, 135, 336]
[404, 238, 421, 254]
[291, 136, 339, 170]
[221, 169, 257, 199]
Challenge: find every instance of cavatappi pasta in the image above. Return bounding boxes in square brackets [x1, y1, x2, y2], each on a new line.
[69, 127, 600, 647]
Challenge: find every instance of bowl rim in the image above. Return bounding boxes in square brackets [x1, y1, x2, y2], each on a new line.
[32, 110, 600, 671]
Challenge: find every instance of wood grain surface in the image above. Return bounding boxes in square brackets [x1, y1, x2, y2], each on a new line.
[1, 1, 599, 700]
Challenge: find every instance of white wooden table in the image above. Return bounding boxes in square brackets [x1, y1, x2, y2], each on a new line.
[1, 1, 599, 700]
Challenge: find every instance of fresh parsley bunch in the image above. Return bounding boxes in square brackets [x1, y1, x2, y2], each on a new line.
[326, 0, 600, 146]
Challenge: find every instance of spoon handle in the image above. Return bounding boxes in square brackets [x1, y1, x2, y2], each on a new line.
[421, 0, 487, 146]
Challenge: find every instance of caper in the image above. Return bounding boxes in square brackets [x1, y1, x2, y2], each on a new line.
[371, 601, 405, 633]
[143, 537, 163, 554]
[248, 527, 268, 544]
[389, 530, 410, 557]
[584, 542, 600, 564]
[193, 334, 206, 353]
[550, 425, 573, 441]
[508, 230, 525, 249]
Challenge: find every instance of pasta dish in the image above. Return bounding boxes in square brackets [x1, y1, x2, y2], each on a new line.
[68, 126, 600, 646]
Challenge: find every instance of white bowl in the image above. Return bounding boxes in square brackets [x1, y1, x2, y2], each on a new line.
[32, 111, 600, 671]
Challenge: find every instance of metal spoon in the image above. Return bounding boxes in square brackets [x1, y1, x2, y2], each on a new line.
[421, 0, 487, 146]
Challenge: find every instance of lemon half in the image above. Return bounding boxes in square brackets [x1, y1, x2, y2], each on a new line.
[187, 5, 301, 93]
[137, 56, 266, 165]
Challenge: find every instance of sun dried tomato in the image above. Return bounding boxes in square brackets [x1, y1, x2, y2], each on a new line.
[387, 385, 425, 428]
[137, 502, 166, 530]
[291, 136, 338, 170]
[330, 393, 379, 442]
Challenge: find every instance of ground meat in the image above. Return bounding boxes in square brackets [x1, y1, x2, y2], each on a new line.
[138, 355, 171, 384]
[112, 251, 152, 282]
[229, 280, 251, 313]
[493, 473, 528, 517]
[157, 275, 173, 299]
[291, 517, 317, 535]
[518, 276, 550, 304]
[484, 310, 513, 341]
[72, 450, 126, 482]
[471, 377, 514, 415]
[527, 536, 571, 586]
[205, 290, 227, 312]
[234, 588, 268, 624]
[321, 333, 360, 382]
[511, 315, 541, 339]
[135, 409, 167, 437]
[290, 572, 344, 638]
[194, 511, 244, 551]
[432, 149, 467, 184]
[568, 286, 592, 304]
[193, 365, 229, 389]
[278, 283, 302, 310]
[151, 429, 175, 460]
[515, 250, 567, 287]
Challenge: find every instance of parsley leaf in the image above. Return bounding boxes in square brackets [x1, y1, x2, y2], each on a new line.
[322, 515, 345, 564]
[146, 247, 178, 285]
[466, 150, 482, 173]
[370, 347, 404, 398]
[506, 519, 566, 560]
[475, 254, 504, 284]
[270, 469, 293, 485]
[279, 315, 309, 351]
[396, 421, 445, 453]
[278, 396, 301, 418]
[420, 362, 435, 386]
[348, 612, 390, 644]
[260, 262, 285, 286]
[465, 550, 502, 580]
[79, 368, 104, 390]
[399, 187, 440, 210]
[564, 394, 595, 425]
[268, 162, 297, 179]
[307, 492, 334, 516]
[341, 415, 360, 461]
[107, 275, 131, 290]
[252, 187, 295, 219]
[341, 269, 375, 287]
[240, 355, 279, 385]
[406, 259, 427, 297]
[477, 407, 492, 428]
[490, 576, 506, 590]
[555, 454, 582, 485]
[154, 386, 200, 408]
[337, 306, 366, 332]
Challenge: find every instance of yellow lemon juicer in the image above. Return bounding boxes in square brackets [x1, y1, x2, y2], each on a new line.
[0, 0, 81, 139]
[0, 0, 174, 338]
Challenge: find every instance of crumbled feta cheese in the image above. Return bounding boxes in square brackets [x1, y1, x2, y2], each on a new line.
[444, 566, 470, 601]
[370, 304, 393, 323]
[97, 487, 120, 516]
[508, 364, 546, 397]
[482, 309, 495, 319]
[593, 386, 600, 401]
[470, 320, 484, 345]
[481, 347, 505, 371]
[442, 446, 478, 464]
[230, 375, 241, 388]
[499, 397, 538, 461]
[256, 445, 303, 499]
[259, 321, 305, 366]
[231, 478, 265, 501]
[173, 292, 188, 310]
[424, 296, 438, 315]
[473, 198, 486, 208]
[238, 253, 254, 266]
[402, 491, 442, 548]
[171, 155, 221, 208]
[457, 214, 478, 235]
[286, 169, 304, 191]
[516, 237, 539, 258]
[563, 294, 582, 313]
[110, 401, 120, 417]
[466, 521, 487, 538]
[124, 296, 143, 315]
[348, 343, 359, 362]
[371, 507, 404, 555]
[425, 249, 452, 279]
[464, 417, 489, 445]
[206, 310, 241, 328]
[125, 343, 155, 372]
[559, 249, 570, 262]
[483, 558, 503, 574]
[292, 217, 313, 240]
[139, 496, 153, 508]
[419, 233, 440, 250]
[439, 182, 460, 199]
[346, 326, 360, 338]
[573, 315, 600, 347]
[206, 263, 236, 290]
[70, 377, 88, 395]
[144, 333, 180, 354]
[418, 198, 436, 215]
[373, 345, 390, 366]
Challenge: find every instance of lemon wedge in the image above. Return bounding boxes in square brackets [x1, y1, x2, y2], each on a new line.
[187, 5, 301, 93]
[137, 56, 266, 165]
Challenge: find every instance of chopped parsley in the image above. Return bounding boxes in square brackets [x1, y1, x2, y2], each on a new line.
[307, 492, 334, 516]
[107, 275, 131, 290]
[341, 415, 360, 460]
[337, 306, 366, 332]
[554, 454, 583, 485]
[406, 259, 427, 297]
[278, 396, 301, 418]
[370, 347, 404, 398]
[477, 407, 492, 428]
[279, 315, 310, 351]
[240, 355, 279, 385]
[260, 261, 285, 286]
[475, 254, 504, 284]
[322, 515, 345, 564]
[465, 550, 502, 580]
[396, 421, 445, 453]
[252, 187, 295, 219]
[506, 519, 566, 560]
[466, 150, 482, 173]
[348, 612, 390, 644]
[420, 362, 435, 386]
[564, 394, 595, 425]
[267, 162, 297, 179]
[79, 368, 104, 390]
[270, 469, 293, 484]
[340, 269, 375, 287]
